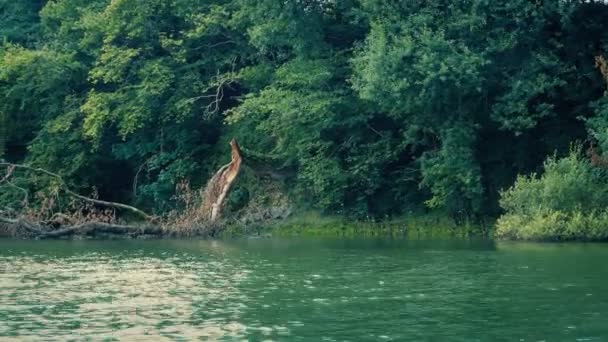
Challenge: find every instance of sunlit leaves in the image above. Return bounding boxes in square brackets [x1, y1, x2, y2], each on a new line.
[89, 45, 140, 84]
[0, 45, 85, 149]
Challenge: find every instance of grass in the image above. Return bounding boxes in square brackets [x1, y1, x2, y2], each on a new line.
[220, 211, 490, 239]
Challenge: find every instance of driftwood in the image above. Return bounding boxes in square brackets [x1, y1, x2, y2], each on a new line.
[200, 139, 243, 222]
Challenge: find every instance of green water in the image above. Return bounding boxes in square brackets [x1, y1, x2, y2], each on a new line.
[1, 238, 607, 341]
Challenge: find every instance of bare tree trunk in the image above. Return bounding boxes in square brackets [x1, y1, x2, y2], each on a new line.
[200, 139, 243, 222]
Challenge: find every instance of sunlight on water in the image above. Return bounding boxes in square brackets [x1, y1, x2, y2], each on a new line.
[1, 239, 608, 341]
[0, 251, 253, 340]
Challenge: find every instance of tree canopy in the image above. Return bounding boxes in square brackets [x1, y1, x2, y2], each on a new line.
[1, 0, 608, 221]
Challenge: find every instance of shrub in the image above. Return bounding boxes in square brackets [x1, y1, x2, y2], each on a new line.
[496, 148, 608, 241]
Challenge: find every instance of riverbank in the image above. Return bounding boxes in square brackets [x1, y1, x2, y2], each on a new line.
[4, 209, 608, 242]
[1, 211, 491, 240]
[221, 212, 491, 239]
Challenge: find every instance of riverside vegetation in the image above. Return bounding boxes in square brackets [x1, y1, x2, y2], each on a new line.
[2, 0, 608, 240]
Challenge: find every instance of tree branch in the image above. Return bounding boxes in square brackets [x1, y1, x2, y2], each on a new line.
[0, 217, 45, 235]
[0, 162, 155, 222]
[0, 216, 18, 225]
[0, 164, 15, 184]
[37, 222, 163, 239]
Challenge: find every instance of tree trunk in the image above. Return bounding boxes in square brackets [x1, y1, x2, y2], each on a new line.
[200, 139, 243, 222]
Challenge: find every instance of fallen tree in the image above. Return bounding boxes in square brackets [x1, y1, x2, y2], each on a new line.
[0, 216, 163, 239]
[37, 222, 164, 239]
[0, 162, 155, 221]
[0, 139, 247, 239]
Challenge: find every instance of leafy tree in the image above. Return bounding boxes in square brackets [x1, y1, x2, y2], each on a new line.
[0, 0, 45, 45]
[2, 0, 608, 225]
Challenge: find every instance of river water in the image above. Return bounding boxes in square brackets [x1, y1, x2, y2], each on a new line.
[0, 238, 607, 341]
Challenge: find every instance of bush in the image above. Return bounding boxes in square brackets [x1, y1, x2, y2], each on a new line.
[496, 148, 608, 241]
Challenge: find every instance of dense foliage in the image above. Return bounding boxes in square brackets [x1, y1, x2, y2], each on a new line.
[496, 148, 608, 240]
[1, 0, 608, 224]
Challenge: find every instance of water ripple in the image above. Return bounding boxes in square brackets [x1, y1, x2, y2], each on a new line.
[0, 239, 607, 341]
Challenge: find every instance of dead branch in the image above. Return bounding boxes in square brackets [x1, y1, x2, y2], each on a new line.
[0, 215, 163, 239]
[0, 164, 15, 184]
[43, 212, 76, 226]
[37, 222, 163, 239]
[187, 62, 238, 118]
[0, 217, 45, 235]
[587, 144, 608, 168]
[0, 216, 18, 225]
[0, 180, 29, 207]
[0, 162, 155, 222]
[133, 155, 156, 198]
[366, 123, 385, 138]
